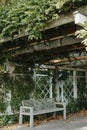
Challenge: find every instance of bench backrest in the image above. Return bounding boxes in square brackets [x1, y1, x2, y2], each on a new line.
[22, 98, 56, 112]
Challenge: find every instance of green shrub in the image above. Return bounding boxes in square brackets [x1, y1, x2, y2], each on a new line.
[67, 98, 87, 114]
[0, 114, 19, 128]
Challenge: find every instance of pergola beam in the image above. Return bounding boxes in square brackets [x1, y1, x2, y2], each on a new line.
[48, 55, 87, 64]
[41, 65, 87, 72]
[45, 13, 74, 30]
[12, 36, 82, 56]
[73, 11, 87, 27]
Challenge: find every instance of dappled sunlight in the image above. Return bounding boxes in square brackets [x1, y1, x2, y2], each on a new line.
[81, 126, 87, 130]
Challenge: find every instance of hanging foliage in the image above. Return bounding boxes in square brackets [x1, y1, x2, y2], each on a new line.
[76, 22, 87, 46]
[0, 0, 87, 42]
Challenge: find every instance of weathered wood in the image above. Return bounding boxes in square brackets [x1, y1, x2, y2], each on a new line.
[13, 36, 82, 56]
[40, 65, 87, 72]
[48, 5, 87, 30]
[49, 56, 87, 64]
[57, 66, 87, 72]
[45, 13, 74, 30]
[55, 68, 60, 102]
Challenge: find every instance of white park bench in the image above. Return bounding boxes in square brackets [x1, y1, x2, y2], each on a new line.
[19, 98, 66, 128]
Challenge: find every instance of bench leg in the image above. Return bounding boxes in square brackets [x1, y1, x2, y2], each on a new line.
[19, 114, 23, 124]
[53, 112, 56, 118]
[30, 115, 33, 128]
[63, 108, 66, 120]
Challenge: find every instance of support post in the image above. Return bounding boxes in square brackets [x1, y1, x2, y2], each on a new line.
[6, 90, 12, 114]
[50, 76, 53, 98]
[55, 68, 60, 102]
[30, 109, 33, 128]
[19, 107, 23, 125]
[61, 81, 64, 102]
[63, 103, 66, 120]
[73, 71, 77, 99]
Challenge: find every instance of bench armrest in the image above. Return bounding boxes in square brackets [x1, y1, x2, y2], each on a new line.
[20, 106, 33, 109]
[20, 106, 33, 115]
[55, 102, 66, 107]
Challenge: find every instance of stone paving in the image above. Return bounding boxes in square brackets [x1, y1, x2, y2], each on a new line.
[14, 116, 87, 130]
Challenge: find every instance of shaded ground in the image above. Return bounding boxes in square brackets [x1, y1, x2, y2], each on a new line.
[1, 110, 87, 130]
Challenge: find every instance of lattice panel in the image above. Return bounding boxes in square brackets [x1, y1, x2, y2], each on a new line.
[59, 77, 73, 103]
[32, 74, 52, 99]
[63, 77, 73, 102]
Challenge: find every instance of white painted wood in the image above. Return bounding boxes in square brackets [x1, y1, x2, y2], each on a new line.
[61, 81, 64, 103]
[55, 71, 60, 102]
[50, 77, 53, 98]
[6, 90, 12, 115]
[73, 11, 87, 26]
[30, 108, 34, 128]
[19, 98, 66, 127]
[73, 71, 77, 99]
[19, 107, 23, 124]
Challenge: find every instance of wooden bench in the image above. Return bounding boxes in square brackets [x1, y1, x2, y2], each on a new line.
[19, 98, 66, 128]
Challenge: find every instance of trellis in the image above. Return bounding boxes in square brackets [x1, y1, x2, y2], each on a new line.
[59, 77, 73, 103]
[31, 73, 53, 99]
[57, 71, 86, 103]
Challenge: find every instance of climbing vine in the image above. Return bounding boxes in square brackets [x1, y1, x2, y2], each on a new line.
[0, 66, 35, 112]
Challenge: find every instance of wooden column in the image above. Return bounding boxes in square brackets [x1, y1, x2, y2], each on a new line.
[61, 81, 64, 103]
[6, 90, 12, 114]
[50, 76, 53, 98]
[73, 71, 77, 99]
[55, 68, 60, 102]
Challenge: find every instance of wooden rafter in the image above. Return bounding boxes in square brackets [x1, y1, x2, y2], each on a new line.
[12, 36, 82, 57]
[40, 65, 87, 72]
[48, 55, 87, 64]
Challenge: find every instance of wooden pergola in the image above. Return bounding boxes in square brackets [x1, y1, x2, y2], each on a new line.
[0, 6, 87, 70]
[0, 5, 87, 102]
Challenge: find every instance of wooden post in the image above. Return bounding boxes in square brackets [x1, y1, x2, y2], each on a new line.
[55, 69, 60, 102]
[50, 76, 53, 98]
[61, 81, 64, 102]
[6, 90, 12, 114]
[73, 71, 77, 99]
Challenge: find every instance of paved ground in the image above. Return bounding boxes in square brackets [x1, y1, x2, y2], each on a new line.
[14, 116, 87, 130]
